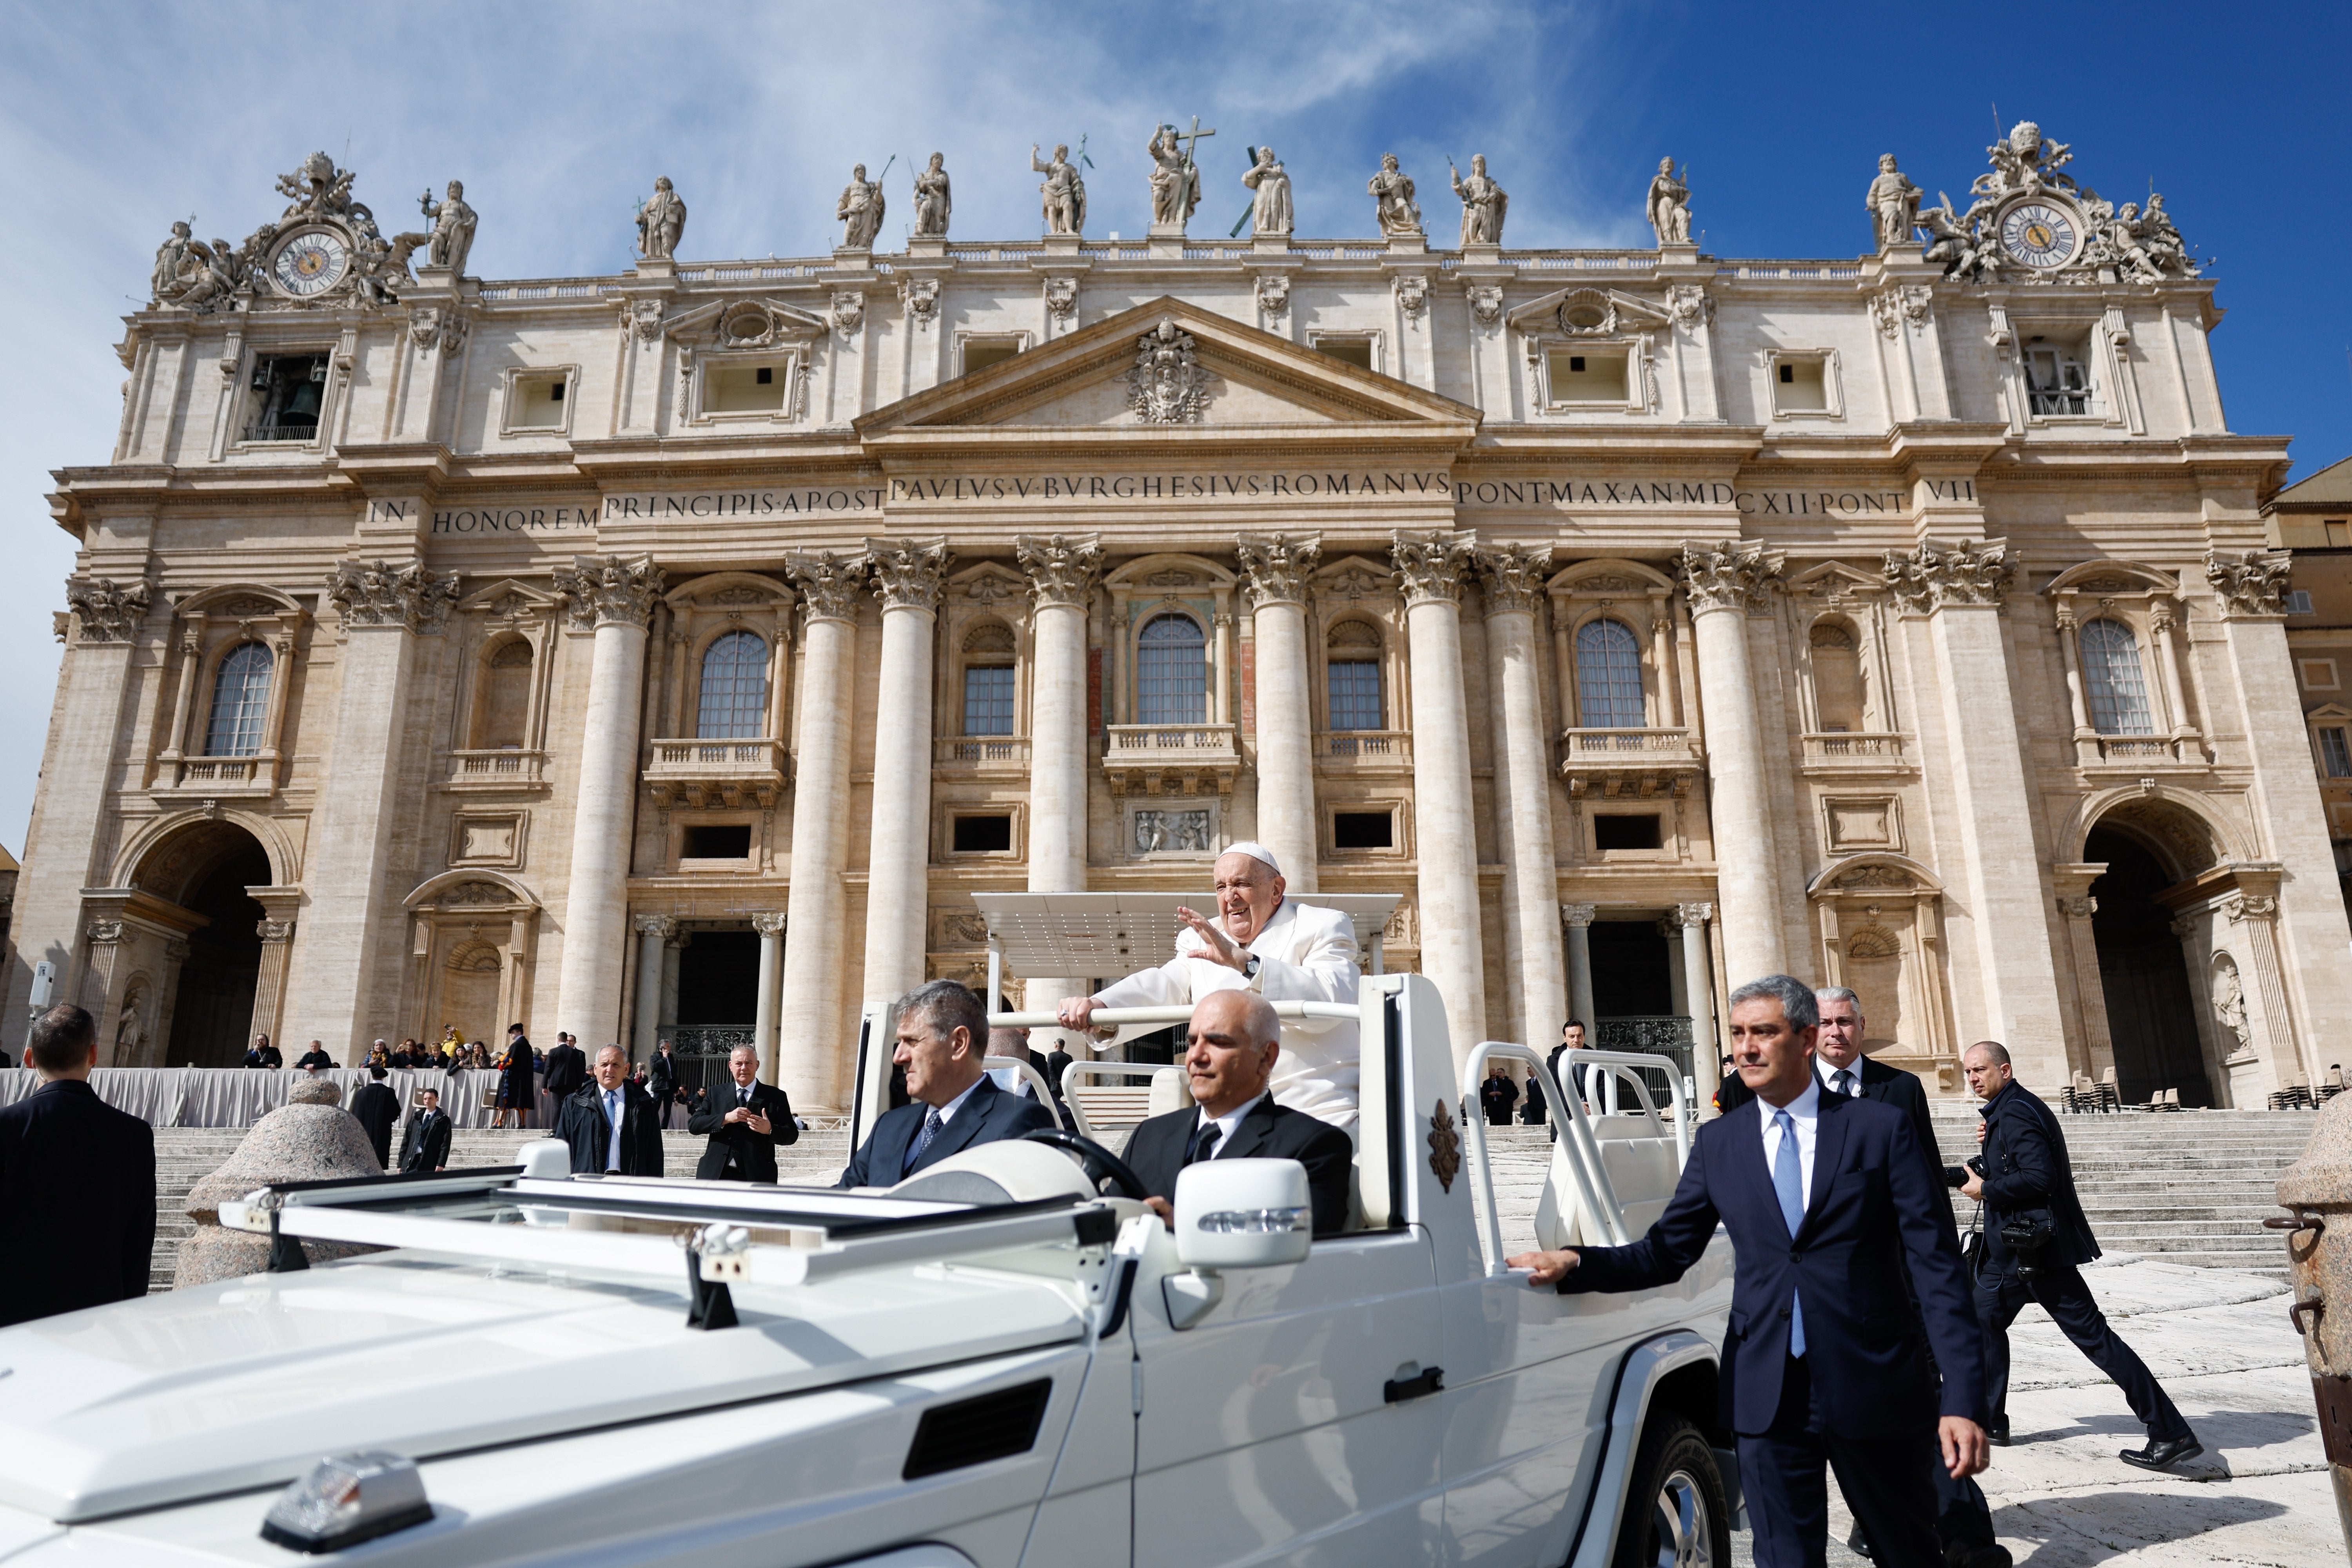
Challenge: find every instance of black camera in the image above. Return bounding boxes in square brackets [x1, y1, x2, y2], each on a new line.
[1943, 1154, 1985, 1190]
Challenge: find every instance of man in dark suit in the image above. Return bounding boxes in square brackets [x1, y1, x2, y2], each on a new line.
[1479, 1063, 1520, 1125]
[243, 1033, 281, 1069]
[1121, 990, 1353, 1238]
[1961, 1040, 2199, 1470]
[0, 1005, 156, 1325]
[396, 1086, 454, 1172]
[689, 1045, 798, 1180]
[648, 1040, 683, 1129]
[1510, 975, 1988, 1568]
[839, 981, 1056, 1189]
[555, 1045, 664, 1176]
[293, 1040, 335, 1071]
[350, 1064, 402, 1169]
[539, 1028, 586, 1107]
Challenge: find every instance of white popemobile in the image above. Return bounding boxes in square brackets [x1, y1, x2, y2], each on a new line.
[0, 964, 1732, 1568]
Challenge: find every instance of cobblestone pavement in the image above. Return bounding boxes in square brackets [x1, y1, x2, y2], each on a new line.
[1729, 1257, 2328, 1566]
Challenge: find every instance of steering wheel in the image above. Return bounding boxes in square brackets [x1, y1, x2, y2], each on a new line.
[1023, 1129, 1151, 1202]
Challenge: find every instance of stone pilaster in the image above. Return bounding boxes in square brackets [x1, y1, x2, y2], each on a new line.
[1560, 903, 1597, 1034]
[860, 540, 951, 1013]
[1391, 531, 1486, 1065]
[247, 888, 303, 1053]
[1885, 539, 2068, 1087]
[777, 554, 862, 1109]
[2049, 867, 2116, 1082]
[1237, 533, 1321, 891]
[280, 557, 460, 1056]
[1015, 534, 1102, 1036]
[548, 555, 662, 1048]
[1476, 544, 1565, 1051]
[1680, 541, 1787, 983]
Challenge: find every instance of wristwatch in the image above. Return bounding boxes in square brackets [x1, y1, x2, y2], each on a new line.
[1243, 953, 1262, 985]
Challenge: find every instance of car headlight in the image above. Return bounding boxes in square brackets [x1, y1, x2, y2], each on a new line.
[258, 1452, 432, 1553]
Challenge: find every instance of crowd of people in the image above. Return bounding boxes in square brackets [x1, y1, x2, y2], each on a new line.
[0, 843, 2216, 1568]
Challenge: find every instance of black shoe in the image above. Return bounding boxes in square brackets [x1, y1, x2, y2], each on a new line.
[1986, 1419, 2011, 1447]
[2120, 1434, 2202, 1471]
[1846, 1523, 1875, 1560]
[1948, 1546, 2013, 1568]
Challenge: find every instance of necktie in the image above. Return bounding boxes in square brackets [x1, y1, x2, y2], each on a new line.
[904, 1107, 944, 1174]
[1832, 1068, 1857, 1098]
[1185, 1120, 1223, 1166]
[1771, 1108, 1807, 1358]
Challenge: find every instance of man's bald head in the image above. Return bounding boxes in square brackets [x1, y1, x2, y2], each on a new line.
[1184, 989, 1282, 1116]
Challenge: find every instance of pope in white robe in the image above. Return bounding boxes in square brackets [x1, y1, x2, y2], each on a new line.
[1056, 842, 1360, 1129]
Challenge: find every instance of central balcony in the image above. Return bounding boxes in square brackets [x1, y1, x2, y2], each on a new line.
[1104, 723, 1240, 797]
[644, 737, 788, 808]
[935, 735, 1032, 772]
[1557, 727, 1704, 796]
[1798, 731, 1914, 776]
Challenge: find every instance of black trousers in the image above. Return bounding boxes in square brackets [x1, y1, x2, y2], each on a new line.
[1739, 1354, 1944, 1568]
[1975, 1261, 2190, 1441]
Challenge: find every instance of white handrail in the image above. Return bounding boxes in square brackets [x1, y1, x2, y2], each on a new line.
[990, 1001, 1359, 1030]
[1461, 1040, 1629, 1277]
[1564, 1048, 1693, 1167]
[1052, 1060, 1173, 1143]
[982, 1054, 1056, 1109]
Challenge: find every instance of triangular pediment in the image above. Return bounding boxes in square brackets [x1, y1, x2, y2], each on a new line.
[856, 297, 1480, 443]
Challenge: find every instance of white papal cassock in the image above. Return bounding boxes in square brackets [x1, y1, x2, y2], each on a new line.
[1091, 898, 1360, 1130]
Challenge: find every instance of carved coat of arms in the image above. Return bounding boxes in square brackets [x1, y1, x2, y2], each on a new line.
[1428, 1098, 1461, 1192]
[1125, 316, 1211, 423]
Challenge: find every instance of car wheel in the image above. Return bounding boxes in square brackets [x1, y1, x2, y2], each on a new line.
[1612, 1414, 1729, 1568]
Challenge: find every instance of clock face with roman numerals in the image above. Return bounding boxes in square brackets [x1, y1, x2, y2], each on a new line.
[271, 229, 350, 297]
[1998, 201, 2079, 270]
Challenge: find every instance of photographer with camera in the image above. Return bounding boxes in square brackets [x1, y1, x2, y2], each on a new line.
[1959, 1041, 2200, 1471]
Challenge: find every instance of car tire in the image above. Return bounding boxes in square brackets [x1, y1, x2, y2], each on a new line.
[1612, 1413, 1730, 1568]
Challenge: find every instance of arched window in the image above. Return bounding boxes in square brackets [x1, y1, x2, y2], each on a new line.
[2081, 619, 2155, 735]
[472, 639, 534, 749]
[1137, 613, 1207, 725]
[696, 630, 769, 739]
[1575, 619, 1645, 728]
[1326, 621, 1383, 731]
[1809, 621, 1866, 733]
[203, 642, 273, 757]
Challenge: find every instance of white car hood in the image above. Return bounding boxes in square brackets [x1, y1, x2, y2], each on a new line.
[0, 1255, 1084, 1523]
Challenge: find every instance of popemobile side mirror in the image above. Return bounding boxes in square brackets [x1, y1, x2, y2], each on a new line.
[1173, 1158, 1313, 1270]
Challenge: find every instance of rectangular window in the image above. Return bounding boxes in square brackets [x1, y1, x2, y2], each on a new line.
[510, 375, 568, 430]
[1548, 348, 1629, 405]
[963, 666, 1016, 735]
[952, 814, 1013, 853]
[2327, 521, 2350, 548]
[2288, 591, 2317, 615]
[2023, 339, 2093, 416]
[961, 340, 1021, 376]
[2321, 727, 2352, 779]
[704, 361, 788, 414]
[681, 824, 753, 860]
[1773, 356, 1829, 413]
[2303, 660, 2340, 691]
[1594, 814, 1663, 852]
[1327, 660, 1382, 730]
[1333, 811, 1394, 850]
[1315, 336, 1376, 372]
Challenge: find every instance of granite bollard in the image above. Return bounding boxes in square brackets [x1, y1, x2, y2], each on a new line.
[174, 1074, 385, 1287]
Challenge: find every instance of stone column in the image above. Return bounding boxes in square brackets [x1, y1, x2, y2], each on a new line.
[249, 905, 299, 1050]
[2208, 550, 2352, 1090]
[860, 540, 951, 1011]
[2050, 874, 2115, 1081]
[632, 914, 674, 1061]
[1477, 544, 1566, 1049]
[1674, 902, 1718, 1062]
[1680, 542, 1788, 983]
[546, 557, 660, 1048]
[281, 560, 459, 1055]
[1016, 535, 1102, 1034]
[1392, 532, 1486, 1064]
[777, 554, 863, 1106]
[1887, 540, 2068, 1087]
[1560, 902, 1597, 1031]
[1237, 534, 1321, 891]
[7, 579, 150, 1024]
[751, 912, 787, 1082]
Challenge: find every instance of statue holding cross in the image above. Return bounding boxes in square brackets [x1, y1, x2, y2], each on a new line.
[1147, 118, 1212, 232]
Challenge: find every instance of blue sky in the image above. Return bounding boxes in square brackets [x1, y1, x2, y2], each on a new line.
[1, 0, 2347, 848]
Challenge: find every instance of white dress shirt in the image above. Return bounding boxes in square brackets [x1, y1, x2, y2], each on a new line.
[1758, 1076, 1823, 1210]
[929, 1072, 988, 1128]
[601, 1085, 626, 1171]
[1818, 1060, 1863, 1099]
[1192, 1091, 1268, 1157]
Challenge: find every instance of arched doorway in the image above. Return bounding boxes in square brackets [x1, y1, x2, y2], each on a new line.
[2084, 824, 2209, 1106]
[132, 820, 271, 1068]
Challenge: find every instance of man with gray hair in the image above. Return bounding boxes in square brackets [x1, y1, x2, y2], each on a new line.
[839, 981, 1057, 1189]
[688, 1044, 797, 1181]
[553, 1044, 662, 1176]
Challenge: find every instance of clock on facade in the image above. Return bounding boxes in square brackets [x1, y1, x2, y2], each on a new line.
[270, 229, 350, 297]
[1997, 201, 2079, 270]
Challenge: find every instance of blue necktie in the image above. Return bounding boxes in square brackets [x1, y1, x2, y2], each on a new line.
[1771, 1109, 1807, 1358]
[903, 1107, 944, 1175]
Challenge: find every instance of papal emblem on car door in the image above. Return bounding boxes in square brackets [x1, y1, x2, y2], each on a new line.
[1428, 1099, 1461, 1192]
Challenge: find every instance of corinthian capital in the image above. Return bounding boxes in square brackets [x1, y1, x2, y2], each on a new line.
[1015, 533, 1103, 609]
[63, 576, 153, 643]
[864, 538, 953, 612]
[785, 551, 865, 624]
[1474, 543, 1554, 616]
[1882, 539, 2012, 614]
[1679, 540, 1784, 616]
[551, 554, 663, 630]
[632, 913, 679, 940]
[2204, 549, 2292, 619]
[1390, 531, 1474, 606]
[327, 558, 461, 633]
[1236, 532, 1322, 607]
